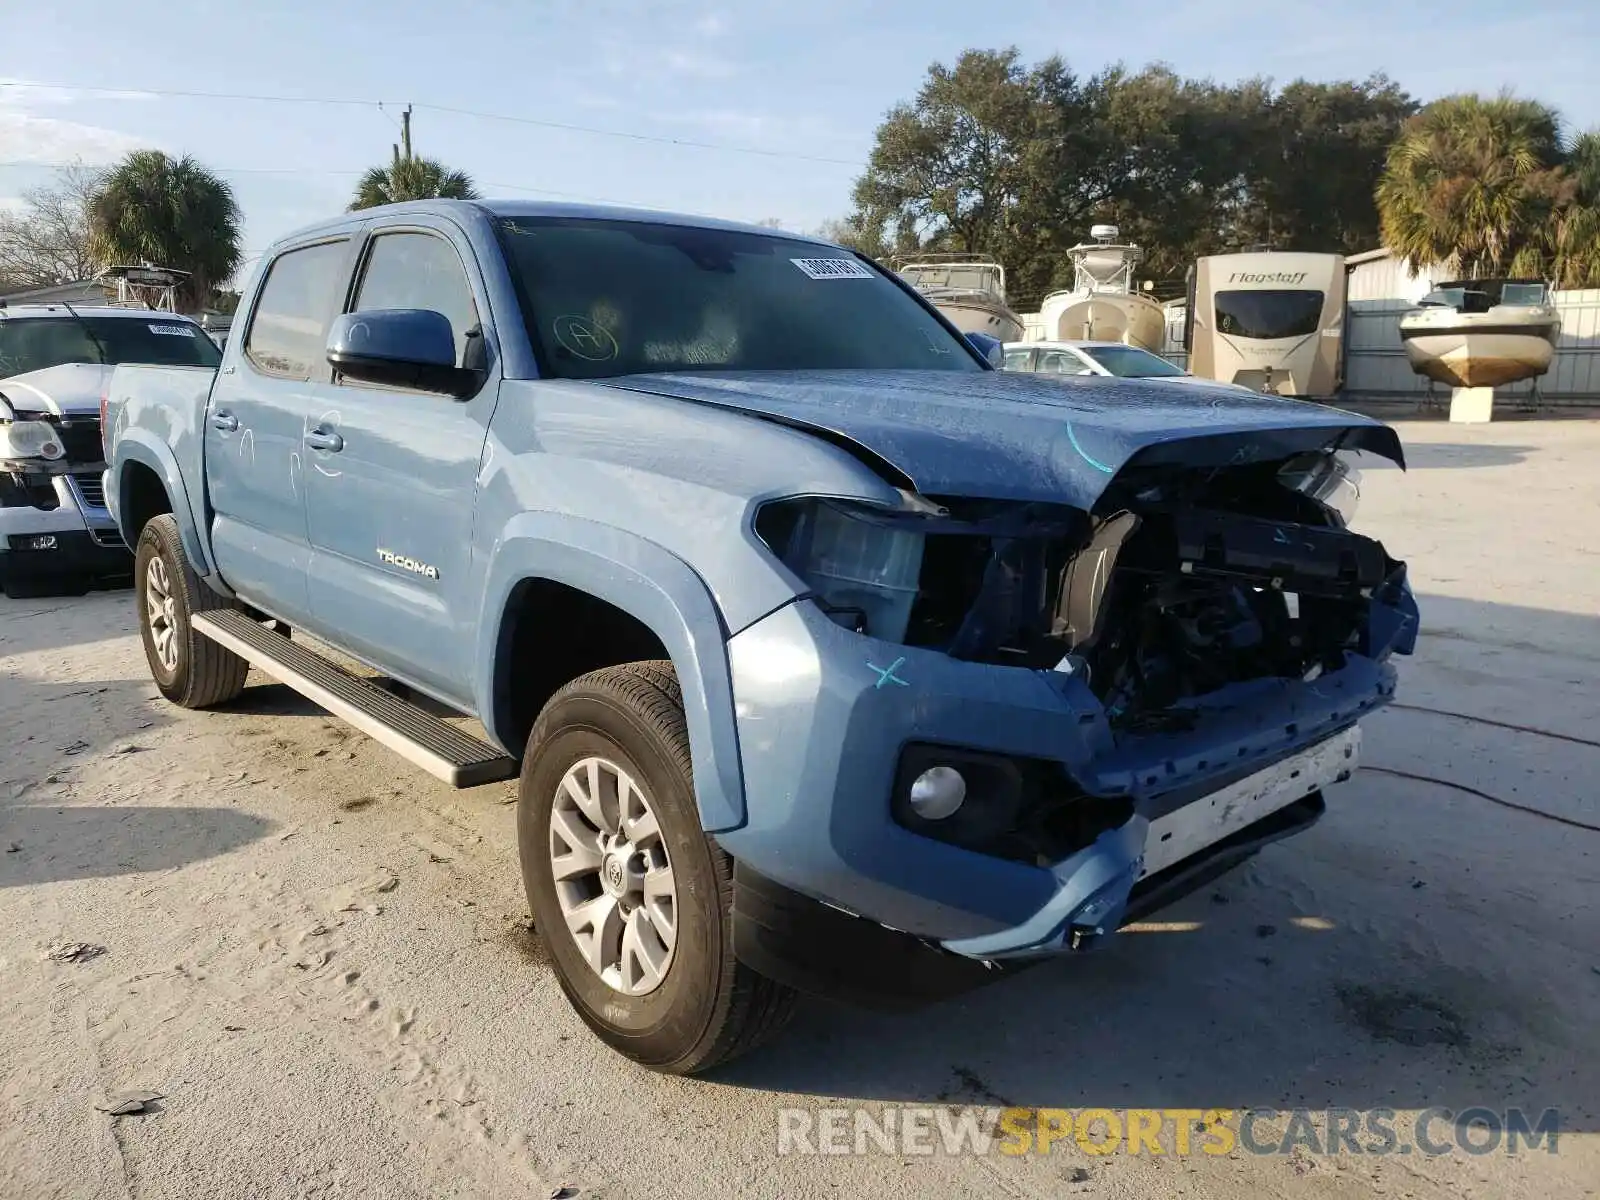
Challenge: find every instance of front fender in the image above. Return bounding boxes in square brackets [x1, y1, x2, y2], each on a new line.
[474, 512, 745, 833]
[111, 432, 216, 578]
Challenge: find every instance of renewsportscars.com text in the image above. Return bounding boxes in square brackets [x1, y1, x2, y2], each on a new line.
[775, 1106, 1560, 1158]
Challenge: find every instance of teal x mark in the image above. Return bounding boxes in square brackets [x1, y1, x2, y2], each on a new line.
[868, 656, 909, 688]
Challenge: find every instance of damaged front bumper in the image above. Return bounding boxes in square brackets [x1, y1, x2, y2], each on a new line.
[720, 577, 1413, 991]
[0, 464, 128, 584]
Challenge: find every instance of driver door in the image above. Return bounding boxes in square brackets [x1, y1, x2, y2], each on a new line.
[302, 221, 499, 706]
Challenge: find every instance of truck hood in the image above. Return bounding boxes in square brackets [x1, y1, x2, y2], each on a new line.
[0, 362, 113, 417]
[604, 369, 1404, 509]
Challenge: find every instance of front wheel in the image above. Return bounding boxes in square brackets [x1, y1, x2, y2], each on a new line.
[518, 661, 797, 1074]
[134, 514, 249, 709]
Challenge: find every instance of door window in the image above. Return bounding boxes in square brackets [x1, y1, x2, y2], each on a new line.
[1036, 349, 1086, 374]
[1001, 347, 1034, 371]
[244, 240, 350, 379]
[351, 231, 479, 367]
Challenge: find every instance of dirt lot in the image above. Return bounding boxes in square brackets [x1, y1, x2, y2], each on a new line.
[3, 419, 1598, 1200]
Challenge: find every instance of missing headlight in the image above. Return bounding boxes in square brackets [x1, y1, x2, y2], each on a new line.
[1277, 451, 1362, 527]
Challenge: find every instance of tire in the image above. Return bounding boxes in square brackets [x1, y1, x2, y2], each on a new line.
[134, 514, 249, 708]
[518, 661, 797, 1074]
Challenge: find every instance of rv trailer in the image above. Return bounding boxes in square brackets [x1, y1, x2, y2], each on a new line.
[1187, 252, 1346, 398]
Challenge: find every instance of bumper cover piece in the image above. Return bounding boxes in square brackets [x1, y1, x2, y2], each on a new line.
[0, 528, 131, 583]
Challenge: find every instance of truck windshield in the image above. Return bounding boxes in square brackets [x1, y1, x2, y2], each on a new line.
[497, 216, 983, 378]
[1213, 290, 1326, 340]
[0, 315, 222, 378]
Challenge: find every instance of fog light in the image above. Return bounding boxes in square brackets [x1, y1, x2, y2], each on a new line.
[909, 766, 966, 820]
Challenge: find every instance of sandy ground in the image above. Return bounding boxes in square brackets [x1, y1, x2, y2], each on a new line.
[2, 418, 1598, 1200]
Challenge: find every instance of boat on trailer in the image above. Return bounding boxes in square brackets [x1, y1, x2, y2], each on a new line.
[1033, 225, 1166, 352]
[1398, 278, 1561, 389]
[894, 255, 1026, 344]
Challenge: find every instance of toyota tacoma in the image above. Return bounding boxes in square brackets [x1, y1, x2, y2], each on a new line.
[103, 201, 1419, 1074]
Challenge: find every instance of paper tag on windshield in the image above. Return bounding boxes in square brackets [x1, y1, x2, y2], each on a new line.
[791, 257, 873, 280]
[149, 323, 196, 337]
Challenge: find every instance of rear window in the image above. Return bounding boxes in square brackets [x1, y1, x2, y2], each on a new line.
[245, 239, 351, 379]
[0, 315, 221, 378]
[1214, 289, 1325, 340]
[1078, 345, 1187, 378]
[497, 216, 982, 379]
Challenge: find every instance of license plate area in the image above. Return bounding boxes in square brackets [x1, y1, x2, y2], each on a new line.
[1138, 727, 1360, 879]
[24, 534, 59, 551]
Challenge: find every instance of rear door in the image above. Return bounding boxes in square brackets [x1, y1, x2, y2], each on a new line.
[302, 220, 499, 705]
[206, 236, 356, 625]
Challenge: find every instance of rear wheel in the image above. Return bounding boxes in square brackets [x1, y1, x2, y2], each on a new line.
[518, 661, 797, 1074]
[135, 514, 249, 708]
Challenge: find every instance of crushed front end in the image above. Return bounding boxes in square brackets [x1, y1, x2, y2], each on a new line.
[719, 437, 1417, 1005]
[0, 368, 129, 595]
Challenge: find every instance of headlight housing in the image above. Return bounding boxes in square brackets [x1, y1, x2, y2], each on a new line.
[1278, 451, 1361, 527]
[0, 419, 66, 463]
[754, 497, 926, 642]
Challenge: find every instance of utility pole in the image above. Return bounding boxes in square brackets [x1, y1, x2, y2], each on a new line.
[401, 105, 413, 162]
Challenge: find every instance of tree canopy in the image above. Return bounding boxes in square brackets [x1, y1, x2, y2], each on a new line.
[86, 150, 243, 312]
[845, 50, 1419, 306]
[350, 156, 480, 210]
[843, 50, 1600, 300]
[1376, 93, 1600, 287]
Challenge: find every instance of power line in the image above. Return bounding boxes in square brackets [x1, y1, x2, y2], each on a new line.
[0, 80, 866, 168]
[0, 159, 678, 213]
[414, 101, 864, 166]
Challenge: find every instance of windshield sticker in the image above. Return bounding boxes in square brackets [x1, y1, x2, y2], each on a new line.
[552, 315, 619, 362]
[148, 323, 197, 338]
[791, 257, 873, 281]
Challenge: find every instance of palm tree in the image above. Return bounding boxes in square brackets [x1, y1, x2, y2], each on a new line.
[87, 151, 243, 313]
[1554, 130, 1600, 288]
[1375, 94, 1566, 280]
[350, 155, 479, 210]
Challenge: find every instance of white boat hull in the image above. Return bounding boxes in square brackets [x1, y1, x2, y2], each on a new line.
[1038, 294, 1166, 352]
[931, 296, 1025, 343]
[1399, 309, 1560, 388]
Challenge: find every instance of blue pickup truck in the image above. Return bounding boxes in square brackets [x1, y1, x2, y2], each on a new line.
[104, 200, 1418, 1074]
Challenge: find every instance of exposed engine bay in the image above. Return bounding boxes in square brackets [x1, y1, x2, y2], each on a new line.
[757, 447, 1405, 730]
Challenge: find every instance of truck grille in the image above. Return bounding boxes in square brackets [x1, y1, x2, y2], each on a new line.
[54, 416, 105, 465]
[70, 472, 107, 511]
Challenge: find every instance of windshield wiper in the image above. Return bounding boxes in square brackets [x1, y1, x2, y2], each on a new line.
[61, 302, 111, 363]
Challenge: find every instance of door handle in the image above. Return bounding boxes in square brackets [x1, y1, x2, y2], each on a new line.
[305, 428, 344, 453]
[211, 411, 239, 432]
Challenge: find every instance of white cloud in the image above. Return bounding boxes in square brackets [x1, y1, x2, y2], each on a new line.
[693, 12, 728, 36]
[598, 39, 740, 83]
[0, 80, 159, 105]
[0, 194, 27, 214]
[0, 109, 154, 165]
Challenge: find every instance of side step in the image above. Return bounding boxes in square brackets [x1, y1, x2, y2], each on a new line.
[192, 609, 518, 788]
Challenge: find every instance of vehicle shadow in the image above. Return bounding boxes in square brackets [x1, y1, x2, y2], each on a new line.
[717, 850, 1594, 1123]
[0, 590, 138, 658]
[1360, 443, 1536, 470]
[1, 672, 277, 885]
[0, 804, 274, 887]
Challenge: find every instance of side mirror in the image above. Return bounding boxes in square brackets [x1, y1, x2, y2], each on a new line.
[964, 331, 1004, 367]
[326, 309, 483, 399]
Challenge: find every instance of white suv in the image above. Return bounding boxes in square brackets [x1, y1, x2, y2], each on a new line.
[0, 304, 219, 597]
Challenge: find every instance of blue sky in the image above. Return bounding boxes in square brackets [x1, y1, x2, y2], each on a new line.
[3, 0, 1597, 280]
